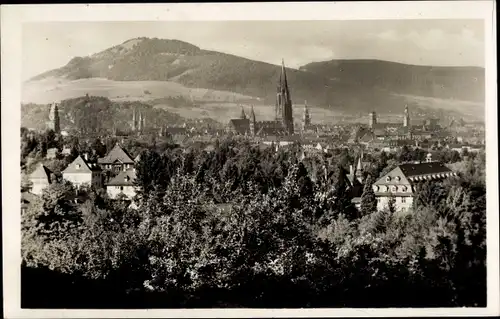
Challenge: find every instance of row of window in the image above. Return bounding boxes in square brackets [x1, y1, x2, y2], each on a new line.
[373, 184, 411, 193]
[377, 197, 408, 203]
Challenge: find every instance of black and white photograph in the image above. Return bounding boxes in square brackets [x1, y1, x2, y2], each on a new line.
[2, 2, 498, 317]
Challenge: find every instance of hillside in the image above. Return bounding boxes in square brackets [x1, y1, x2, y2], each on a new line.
[299, 59, 485, 102]
[25, 37, 485, 119]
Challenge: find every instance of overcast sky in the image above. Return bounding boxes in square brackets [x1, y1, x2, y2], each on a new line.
[22, 20, 484, 80]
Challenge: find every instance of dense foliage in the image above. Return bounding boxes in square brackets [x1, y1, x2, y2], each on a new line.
[21, 135, 486, 308]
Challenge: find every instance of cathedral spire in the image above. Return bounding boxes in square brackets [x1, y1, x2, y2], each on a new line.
[240, 105, 247, 119]
[278, 59, 294, 135]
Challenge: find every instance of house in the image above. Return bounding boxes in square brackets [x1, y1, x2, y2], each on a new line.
[62, 155, 102, 189]
[372, 154, 457, 212]
[97, 143, 135, 173]
[106, 169, 137, 200]
[28, 164, 53, 195]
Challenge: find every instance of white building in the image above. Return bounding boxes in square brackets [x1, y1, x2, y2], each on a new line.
[106, 169, 137, 200]
[62, 155, 102, 189]
[28, 164, 53, 195]
[373, 154, 457, 212]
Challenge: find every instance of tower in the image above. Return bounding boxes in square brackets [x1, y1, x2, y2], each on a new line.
[240, 105, 247, 119]
[132, 108, 137, 131]
[138, 112, 143, 132]
[48, 102, 60, 133]
[249, 105, 257, 136]
[403, 104, 410, 127]
[355, 151, 364, 183]
[302, 100, 311, 131]
[369, 111, 377, 128]
[277, 59, 294, 135]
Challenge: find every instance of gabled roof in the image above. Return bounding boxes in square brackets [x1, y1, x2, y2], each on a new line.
[399, 161, 452, 177]
[228, 118, 250, 135]
[30, 164, 53, 182]
[97, 144, 134, 165]
[374, 161, 455, 186]
[106, 169, 136, 186]
[63, 155, 101, 174]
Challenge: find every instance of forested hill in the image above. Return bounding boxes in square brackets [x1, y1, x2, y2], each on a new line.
[26, 37, 485, 114]
[300, 59, 484, 103]
[21, 96, 221, 133]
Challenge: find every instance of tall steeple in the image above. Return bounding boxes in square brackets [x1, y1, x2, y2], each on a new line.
[355, 151, 364, 183]
[249, 105, 256, 136]
[240, 105, 247, 119]
[277, 59, 294, 135]
[403, 104, 410, 127]
[302, 100, 311, 130]
[132, 108, 137, 131]
[48, 102, 60, 133]
[138, 112, 143, 132]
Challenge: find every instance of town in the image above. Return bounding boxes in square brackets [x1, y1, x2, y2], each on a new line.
[22, 61, 484, 216]
[20, 59, 487, 309]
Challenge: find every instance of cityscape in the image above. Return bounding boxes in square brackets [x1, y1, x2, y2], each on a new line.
[18, 19, 487, 309]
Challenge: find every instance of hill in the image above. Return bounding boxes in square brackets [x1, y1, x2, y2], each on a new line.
[24, 37, 485, 120]
[299, 59, 484, 103]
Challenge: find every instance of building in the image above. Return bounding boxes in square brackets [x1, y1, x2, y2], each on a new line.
[47, 102, 60, 134]
[372, 154, 457, 212]
[106, 169, 137, 200]
[227, 59, 295, 136]
[28, 164, 53, 195]
[62, 155, 102, 189]
[97, 143, 135, 173]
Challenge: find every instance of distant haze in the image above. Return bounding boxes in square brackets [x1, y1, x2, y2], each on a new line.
[22, 20, 484, 81]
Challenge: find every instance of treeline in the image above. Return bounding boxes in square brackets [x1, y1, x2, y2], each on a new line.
[21, 137, 486, 308]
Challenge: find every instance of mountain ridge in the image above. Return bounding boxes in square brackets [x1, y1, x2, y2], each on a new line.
[25, 37, 485, 118]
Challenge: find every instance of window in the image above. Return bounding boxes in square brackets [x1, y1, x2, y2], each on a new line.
[392, 186, 398, 192]
[395, 176, 401, 182]
[120, 186, 124, 191]
[386, 176, 391, 182]
[76, 164, 81, 169]
[401, 197, 406, 203]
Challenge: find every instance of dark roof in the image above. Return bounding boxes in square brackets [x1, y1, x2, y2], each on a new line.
[106, 169, 136, 186]
[398, 161, 452, 177]
[228, 118, 250, 135]
[98, 144, 135, 165]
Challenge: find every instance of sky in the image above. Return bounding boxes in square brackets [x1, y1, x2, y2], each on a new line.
[22, 20, 485, 81]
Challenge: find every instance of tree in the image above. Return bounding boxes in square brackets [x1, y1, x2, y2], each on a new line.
[387, 194, 396, 214]
[360, 175, 377, 216]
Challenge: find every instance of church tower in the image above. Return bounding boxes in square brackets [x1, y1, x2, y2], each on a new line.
[355, 152, 364, 184]
[249, 105, 257, 136]
[132, 108, 137, 131]
[277, 59, 294, 135]
[48, 102, 60, 134]
[302, 100, 311, 131]
[138, 112, 143, 133]
[403, 104, 410, 127]
[369, 111, 377, 128]
[240, 105, 247, 119]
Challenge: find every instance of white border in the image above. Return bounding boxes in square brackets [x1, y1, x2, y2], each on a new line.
[2, 2, 498, 318]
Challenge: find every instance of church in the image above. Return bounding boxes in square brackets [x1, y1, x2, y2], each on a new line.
[227, 59, 295, 136]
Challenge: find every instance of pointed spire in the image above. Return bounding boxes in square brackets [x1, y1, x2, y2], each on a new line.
[250, 105, 256, 122]
[240, 105, 246, 119]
